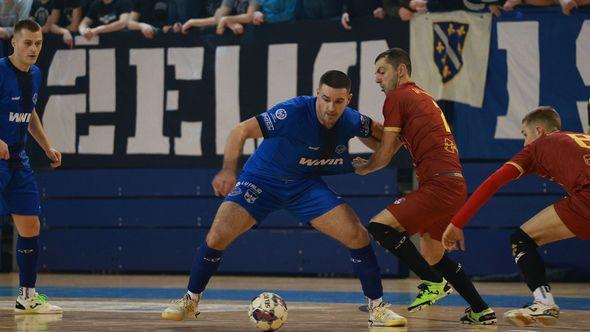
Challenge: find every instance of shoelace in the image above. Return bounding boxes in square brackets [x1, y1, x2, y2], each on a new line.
[35, 294, 48, 304]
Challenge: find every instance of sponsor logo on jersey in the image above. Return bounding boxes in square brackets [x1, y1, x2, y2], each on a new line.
[32, 93, 38, 104]
[335, 144, 346, 154]
[11, 96, 20, 101]
[360, 114, 371, 136]
[275, 108, 287, 120]
[299, 157, 343, 166]
[308, 146, 320, 150]
[9, 112, 32, 123]
[260, 113, 274, 131]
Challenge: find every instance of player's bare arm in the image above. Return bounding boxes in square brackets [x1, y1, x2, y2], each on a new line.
[28, 109, 61, 168]
[354, 130, 400, 175]
[358, 120, 384, 151]
[0, 139, 9, 160]
[212, 117, 263, 197]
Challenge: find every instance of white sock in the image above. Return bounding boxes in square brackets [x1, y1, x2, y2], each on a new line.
[368, 297, 383, 309]
[187, 290, 201, 301]
[533, 286, 555, 306]
[19, 287, 35, 299]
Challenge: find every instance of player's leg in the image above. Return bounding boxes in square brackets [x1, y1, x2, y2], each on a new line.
[504, 204, 575, 326]
[12, 215, 62, 314]
[369, 208, 452, 312]
[420, 232, 495, 325]
[309, 203, 406, 327]
[4, 167, 61, 314]
[369, 209, 444, 285]
[162, 201, 256, 321]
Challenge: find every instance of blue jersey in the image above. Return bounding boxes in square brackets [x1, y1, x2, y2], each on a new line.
[243, 96, 372, 179]
[0, 57, 42, 161]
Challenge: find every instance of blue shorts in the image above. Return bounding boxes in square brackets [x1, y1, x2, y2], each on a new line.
[0, 163, 41, 216]
[225, 172, 344, 224]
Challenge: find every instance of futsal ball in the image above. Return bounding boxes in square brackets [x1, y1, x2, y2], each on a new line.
[248, 292, 288, 331]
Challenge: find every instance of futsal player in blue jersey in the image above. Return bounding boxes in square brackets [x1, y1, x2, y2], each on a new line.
[1, 19, 62, 314]
[162, 70, 407, 327]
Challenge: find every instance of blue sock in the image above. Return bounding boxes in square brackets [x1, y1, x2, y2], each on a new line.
[350, 245, 383, 300]
[16, 236, 38, 288]
[187, 242, 223, 293]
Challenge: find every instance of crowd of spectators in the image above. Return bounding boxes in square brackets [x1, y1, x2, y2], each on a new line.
[0, 0, 589, 48]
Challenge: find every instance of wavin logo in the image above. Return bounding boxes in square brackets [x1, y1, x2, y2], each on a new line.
[9, 112, 31, 123]
[299, 157, 343, 166]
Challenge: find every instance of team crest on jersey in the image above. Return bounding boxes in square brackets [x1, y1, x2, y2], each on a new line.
[244, 189, 259, 203]
[335, 144, 347, 154]
[228, 186, 242, 197]
[584, 154, 590, 166]
[393, 197, 406, 205]
[275, 108, 287, 120]
[433, 21, 469, 83]
[32, 93, 38, 105]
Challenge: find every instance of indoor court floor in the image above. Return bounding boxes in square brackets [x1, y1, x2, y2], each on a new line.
[1, 274, 589, 331]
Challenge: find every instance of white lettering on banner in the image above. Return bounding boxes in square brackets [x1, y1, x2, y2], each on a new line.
[44, 49, 86, 153]
[265, 43, 298, 149]
[576, 22, 590, 129]
[90, 49, 116, 112]
[349, 40, 388, 153]
[80, 49, 116, 154]
[494, 22, 540, 139]
[313, 42, 357, 94]
[215, 46, 256, 155]
[168, 47, 205, 156]
[128, 48, 169, 154]
[44, 95, 86, 153]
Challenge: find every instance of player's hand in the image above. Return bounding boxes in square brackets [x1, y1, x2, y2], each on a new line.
[45, 148, 62, 169]
[398, 7, 415, 21]
[373, 7, 386, 19]
[0, 140, 9, 160]
[341, 13, 352, 30]
[409, 0, 428, 14]
[212, 168, 237, 197]
[141, 24, 155, 39]
[62, 30, 73, 48]
[253, 11, 265, 25]
[442, 224, 465, 251]
[352, 157, 370, 175]
[172, 22, 182, 33]
[216, 17, 229, 35]
[82, 28, 94, 41]
[181, 19, 195, 34]
[489, 5, 502, 17]
[502, 0, 521, 12]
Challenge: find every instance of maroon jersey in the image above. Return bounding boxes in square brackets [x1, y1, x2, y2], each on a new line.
[382, 82, 462, 182]
[507, 131, 590, 194]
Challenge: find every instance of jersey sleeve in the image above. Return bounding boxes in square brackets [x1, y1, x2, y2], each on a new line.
[451, 164, 521, 229]
[348, 111, 372, 138]
[255, 102, 295, 139]
[382, 92, 402, 133]
[506, 144, 535, 178]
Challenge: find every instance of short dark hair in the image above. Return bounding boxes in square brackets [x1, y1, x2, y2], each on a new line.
[522, 106, 561, 131]
[13, 19, 41, 36]
[319, 70, 351, 92]
[375, 48, 412, 75]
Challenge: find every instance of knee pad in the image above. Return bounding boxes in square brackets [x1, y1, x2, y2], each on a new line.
[368, 222, 406, 250]
[510, 228, 537, 258]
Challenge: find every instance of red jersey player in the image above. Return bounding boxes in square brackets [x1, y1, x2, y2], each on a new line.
[353, 48, 495, 325]
[443, 107, 590, 327]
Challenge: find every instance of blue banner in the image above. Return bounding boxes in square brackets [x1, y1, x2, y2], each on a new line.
[454, 7, 590, 159]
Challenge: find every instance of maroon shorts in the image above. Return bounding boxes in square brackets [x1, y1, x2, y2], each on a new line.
[554, 188, 590, 240]
[386, 175, 467, 241]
